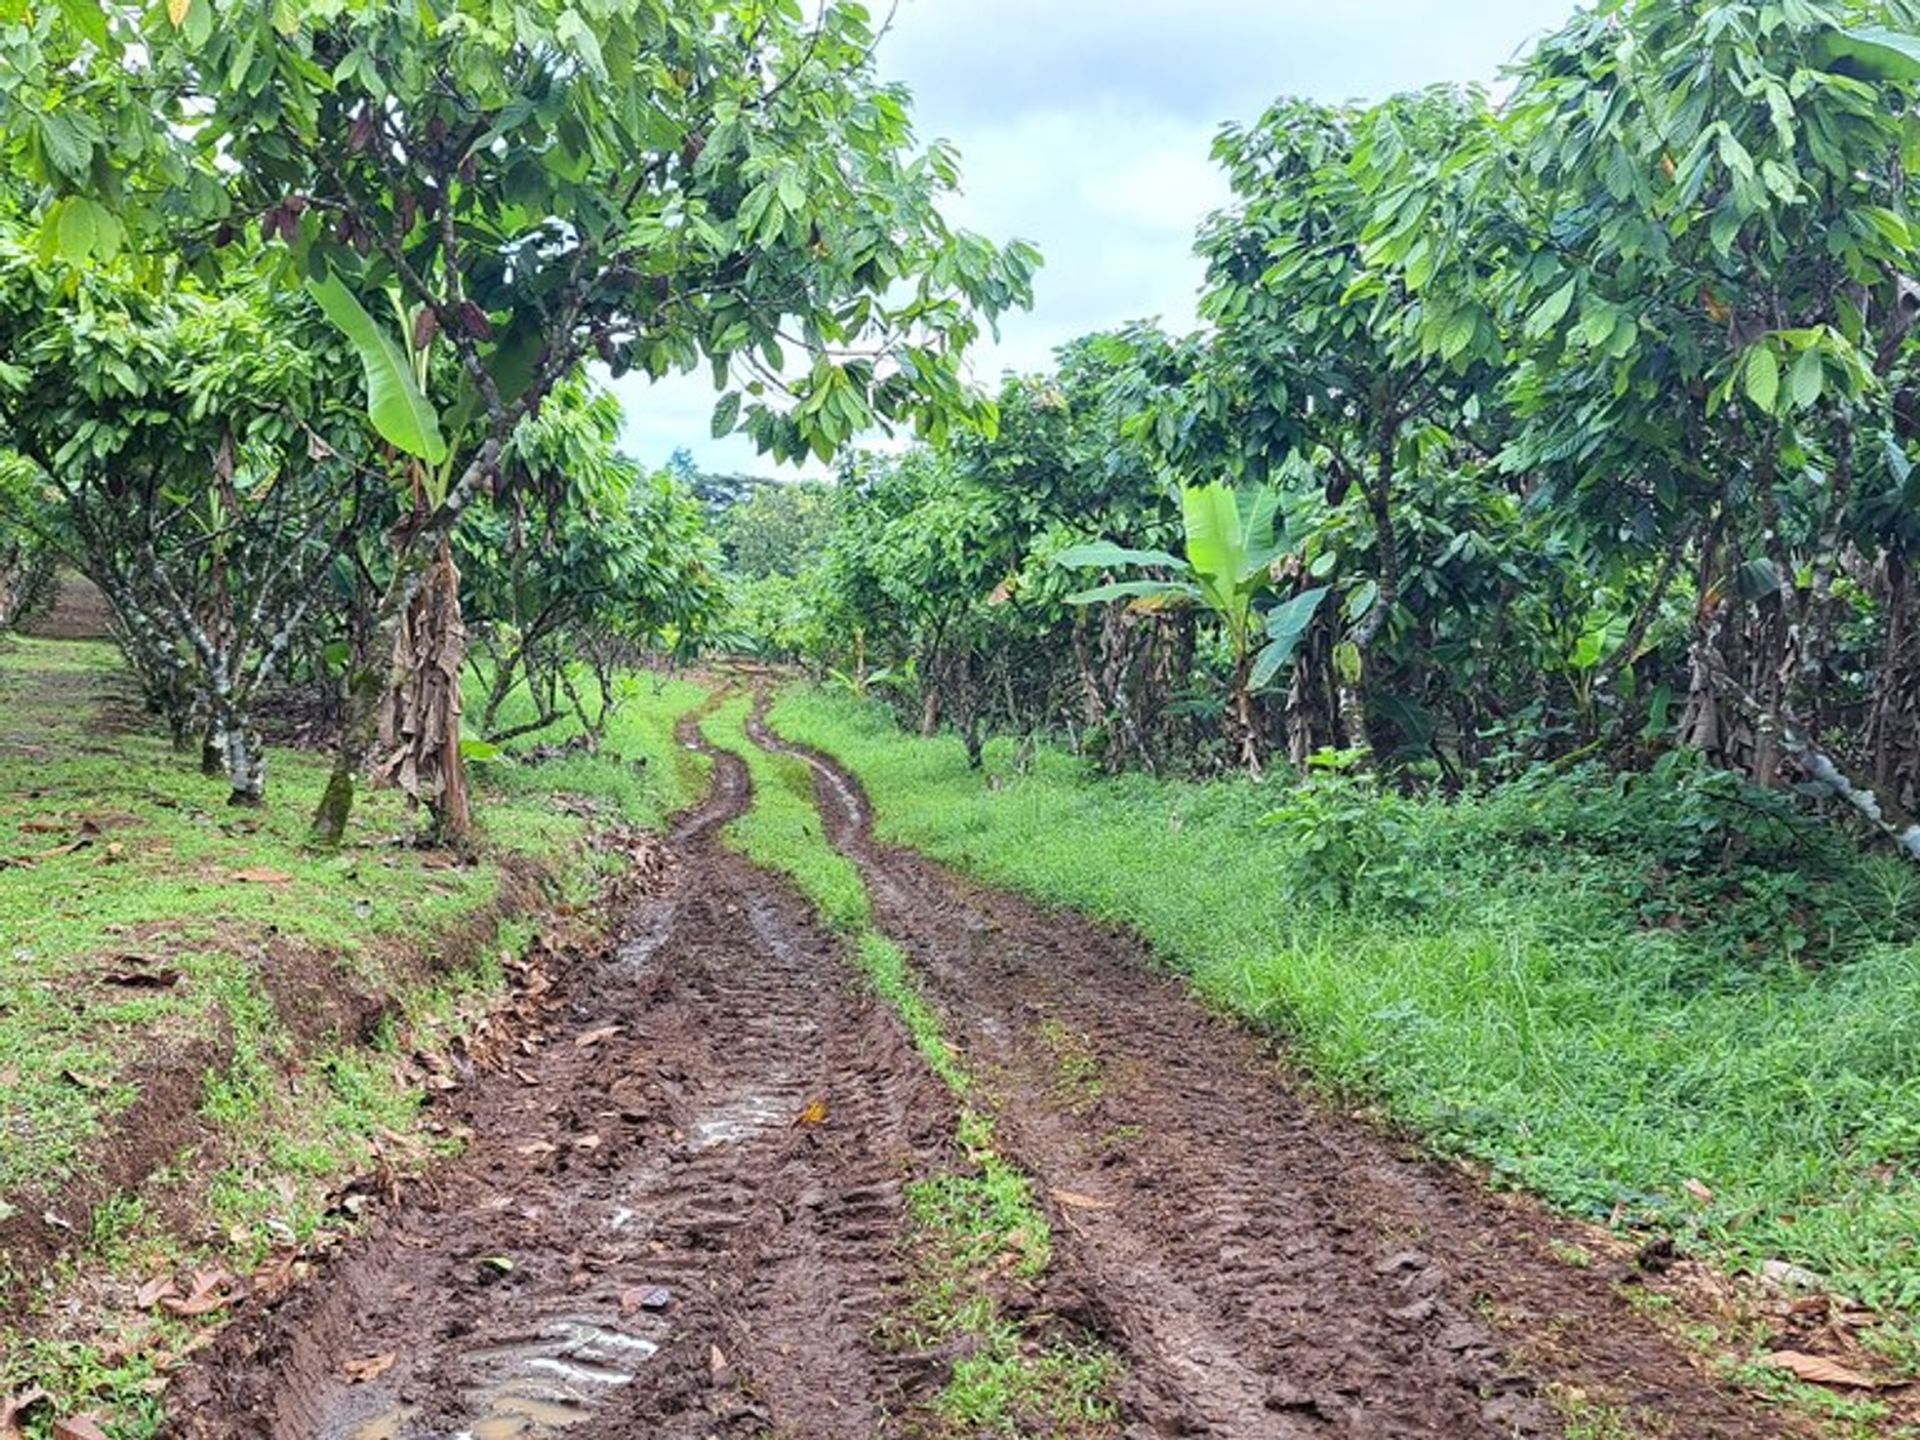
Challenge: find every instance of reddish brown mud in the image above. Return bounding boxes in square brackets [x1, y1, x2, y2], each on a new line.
[166, 695, 1822, 1439]
[748, 704, 1815, 1440]
[168, 721, 961, 1439]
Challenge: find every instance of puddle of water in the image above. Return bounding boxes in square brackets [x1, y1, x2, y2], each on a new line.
[689, 1091, 790, 1148]
[346, 1317, 666, 1440]
[353, 1412, 414, 1440]
[612, 900, 677, 973]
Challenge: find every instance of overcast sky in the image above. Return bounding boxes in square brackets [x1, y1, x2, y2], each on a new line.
[612, 0, 1577, 476]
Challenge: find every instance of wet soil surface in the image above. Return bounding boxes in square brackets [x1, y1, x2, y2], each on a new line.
[171, 697, 1812, 1439]
[171, 720, 958, 1438]
[746, 706, 1813, 1440]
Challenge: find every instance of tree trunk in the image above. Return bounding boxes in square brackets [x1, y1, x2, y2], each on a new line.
[377, 532, 473, 846]
[223, 711, 266, 807]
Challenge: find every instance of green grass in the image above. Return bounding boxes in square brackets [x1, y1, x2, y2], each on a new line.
[700, 692, 871, 932]
[769, 686, 1920, 1343]
[697, 697, 1121, 1435]
[471, 666, 714, 826]
[0, 638, 715, 1439]
[0, 638, 582, 1199]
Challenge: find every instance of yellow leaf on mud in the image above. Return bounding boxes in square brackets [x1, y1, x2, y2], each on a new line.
[797, 1098, 828, 1127]
[1763, 1351, 1886, 1390]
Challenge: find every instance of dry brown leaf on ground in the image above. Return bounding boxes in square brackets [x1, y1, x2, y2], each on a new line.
[229, 867, 294, 885]
[1051, 1189, 1116, 1212]
[575, 1024, 623, 1049]
[133, 1274, 180, 1309]
[51, 1416, 111, 1440]
[1763, 1350, 1887, 1389]
[159, 1269, 241, 1318]
[0, 1387, 50, 1439]
[620, 1285, 672, 1315]
[341, 1353, 397, 1384]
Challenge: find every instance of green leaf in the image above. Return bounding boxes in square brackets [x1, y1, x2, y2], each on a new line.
[1054, 541, 1183, 571]
[1250, 586, 1330, 690]
[52, 0, 109, 49]
[1525, 278, 1578, 340]
[1066, 580, 1200, 607]
[1817, 26, 1920, 84]
[711, 391, 742, 439]
[53, 197, 97, 265]
[1346, 578, 1380, 620]
[38, 112, 94, 183]
[306, 269, 449, 465]
[1745, 345, 1781, 414]
[1182, 482, 1248, 615]
[1789, 347, 1824, 410]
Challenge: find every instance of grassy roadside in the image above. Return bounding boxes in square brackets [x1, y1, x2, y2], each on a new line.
[697, 695, 1121, 1436]
[767, 688, 1920, 1383]
[0, 637, 712, 1437]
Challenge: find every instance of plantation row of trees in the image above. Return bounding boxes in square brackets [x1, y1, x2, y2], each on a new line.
[0, 0, 1035, 839]
[727, 0, 1920, 857]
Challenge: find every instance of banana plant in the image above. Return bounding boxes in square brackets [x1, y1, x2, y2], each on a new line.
[1058, 481, 1326, 773]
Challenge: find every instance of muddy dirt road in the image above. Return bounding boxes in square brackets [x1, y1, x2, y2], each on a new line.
[174, 726, 962, 1439]
[173, 703, 1810, 1438]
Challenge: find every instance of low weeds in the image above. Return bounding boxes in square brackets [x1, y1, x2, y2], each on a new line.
[769, 686, 1920, 1340]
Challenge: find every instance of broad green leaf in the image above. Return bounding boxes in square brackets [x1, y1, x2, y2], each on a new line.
[52, 0, 109, 49]
[1789, 347, 1824, 409]
[1249, 586, 1330, 689]
[1818, 26, 1920, 84]
[307, 270, 449, 465]
[711, 391, 741, 439]
[1745, 345, 1781, 414]
[1054, 541, 1183, 571]
[1182, 482, 1247, 615]
[1066, 580, 1200, 607]
[1525, 278, 1578, 340]
[53, 197, 97, 265]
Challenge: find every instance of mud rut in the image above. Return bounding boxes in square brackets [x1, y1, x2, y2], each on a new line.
[171, 703, 1810, 1439]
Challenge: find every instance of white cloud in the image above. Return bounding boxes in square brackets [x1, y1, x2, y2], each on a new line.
[617, 0, 1578, 474]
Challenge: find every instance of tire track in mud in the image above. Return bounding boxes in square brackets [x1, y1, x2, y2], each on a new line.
[747, 701, 1815, 1440]
[171, 711, 956, 1439]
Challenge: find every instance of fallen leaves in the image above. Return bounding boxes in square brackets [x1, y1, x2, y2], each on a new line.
[157, 1268, 243, 1318]
[51, 1416, 111, 1440]
[620, 1284, 672, 1315]
[229, 866, 294, 886]
[796, 1098, 829, 1128]
[575, 1024, 624, 1050]
[1049, 1189, 1116, 1213]
[1762, 1350, 1889, 1390]
[133, 1274, 179, 1310]
[341, 1352, 398, 1384]
[0, 1387, 49, 1440]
